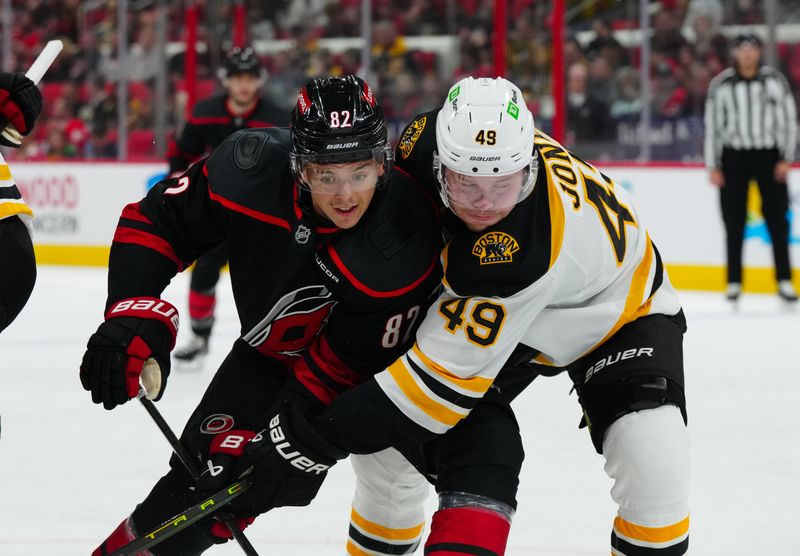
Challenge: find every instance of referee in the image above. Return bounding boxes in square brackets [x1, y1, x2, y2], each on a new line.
[705, 32, 798, 302]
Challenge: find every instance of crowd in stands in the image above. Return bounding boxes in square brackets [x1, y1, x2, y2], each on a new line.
[5, 0, 800, 161]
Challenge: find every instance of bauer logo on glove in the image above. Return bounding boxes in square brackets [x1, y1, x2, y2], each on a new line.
[268, 413, 331, 474]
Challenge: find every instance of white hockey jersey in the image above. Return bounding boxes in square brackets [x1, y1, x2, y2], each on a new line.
[374, 130, 682, 435]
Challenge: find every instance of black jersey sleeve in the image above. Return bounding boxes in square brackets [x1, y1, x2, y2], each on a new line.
[166, 97, 218, 173]
[394, 110, 440, 202]
[107, 160, 228, 307]
[314, 375, 437, 453]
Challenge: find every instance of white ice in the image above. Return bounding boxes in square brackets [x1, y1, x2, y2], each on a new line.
[1, 267, 798, 555]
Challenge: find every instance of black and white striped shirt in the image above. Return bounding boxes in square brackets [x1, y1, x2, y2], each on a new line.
[704, 66, 797, 168]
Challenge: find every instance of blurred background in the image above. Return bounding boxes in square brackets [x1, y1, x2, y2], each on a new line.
[2, 0, 798, 162]
[1, 0, 798, 293]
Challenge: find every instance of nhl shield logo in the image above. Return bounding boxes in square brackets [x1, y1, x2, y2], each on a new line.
[294, 224, 311, 245]
[472, 232, 520, 265]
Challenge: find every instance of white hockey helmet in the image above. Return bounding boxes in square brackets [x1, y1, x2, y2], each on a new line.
[434, 77, 538, 210]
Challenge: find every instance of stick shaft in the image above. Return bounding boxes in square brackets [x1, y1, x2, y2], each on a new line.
[137, 392, 261, 555]
[25, 40, 63, 84]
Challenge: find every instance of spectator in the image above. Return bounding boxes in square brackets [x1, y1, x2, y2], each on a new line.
[651, 10, 689, 61]
[610, 66, 642, 119]
[44, 127, 77, 159]
[585, 18, 626, 69]
[588, 55, 615, 106]
[566, 62, 614, 144]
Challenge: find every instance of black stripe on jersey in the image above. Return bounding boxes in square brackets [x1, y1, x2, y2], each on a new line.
[647, 241, 664, 301]
[0, 184, 23, 200]
[349, 526, 419, 555]
[406, 357, 481, 411]
[118, 217, 162, 236]
[611, 533, 689, 556]
[425, 542, 498, 555]
[301, 350, 347, 395]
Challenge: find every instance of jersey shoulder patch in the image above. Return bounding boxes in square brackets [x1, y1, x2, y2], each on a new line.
[205, 128, 294, 220]
[394, 110, 440, 204]
[324, 170, 442, 299]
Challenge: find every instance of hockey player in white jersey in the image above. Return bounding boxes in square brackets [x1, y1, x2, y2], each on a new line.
[207, 77, 691, 556]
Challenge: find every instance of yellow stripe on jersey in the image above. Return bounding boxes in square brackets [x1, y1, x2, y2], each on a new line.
[0, 201, 33, 219]
[581, 233, 655, 358]
[411, 343, 493, 394]
[545, 163, 565, 270]
[614, 514, 689, 544]
[533, 353, 560, 367]
[387, 358, 468, 427]
[350, 508, 425, 541]
[346, 541, 372, 556]
[0, 164, 12, 180]
[441, 242, 452, 291]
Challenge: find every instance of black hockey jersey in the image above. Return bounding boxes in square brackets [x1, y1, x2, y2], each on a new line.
[167, 93, 289, 174]
[109, 127, 442, 404]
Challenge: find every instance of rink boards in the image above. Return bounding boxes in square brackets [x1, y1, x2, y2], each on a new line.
[6, 160, 800, 292]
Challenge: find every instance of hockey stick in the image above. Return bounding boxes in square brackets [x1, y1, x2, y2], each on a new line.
[137, 389, 261, 556]
[1, 40, 63, 144]
[108, 478, 251, 556]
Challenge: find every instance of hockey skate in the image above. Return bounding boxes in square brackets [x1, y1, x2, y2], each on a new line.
[173, 333, 209, 371]
[778, 280, 798, 303]
[725, 282, 741, 302]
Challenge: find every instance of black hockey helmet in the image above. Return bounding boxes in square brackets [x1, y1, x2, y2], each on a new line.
[224, 46, 262, 77]
[290, 76, 393, 190]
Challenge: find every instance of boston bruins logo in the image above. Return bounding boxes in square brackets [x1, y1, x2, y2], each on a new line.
[472, 232, 520, 265]
[398, 116, 427, 159]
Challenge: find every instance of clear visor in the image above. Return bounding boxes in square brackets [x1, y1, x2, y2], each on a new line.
[433, 153, 537, 213]
[291, 146, 391, 194]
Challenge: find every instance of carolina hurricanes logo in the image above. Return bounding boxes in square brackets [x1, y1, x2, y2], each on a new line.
[297, 88, 311, 114]
[242, 285, 336, 357]
[200, 413, 235, 435]
[362, 83, 375, 106]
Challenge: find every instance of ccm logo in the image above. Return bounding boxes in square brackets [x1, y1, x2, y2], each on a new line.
[109, 299, 179, 331]
[268, 414, 329, 475]
[585, 347, 654, 383]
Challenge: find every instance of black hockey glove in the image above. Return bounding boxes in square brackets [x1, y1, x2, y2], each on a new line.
[0, 73, 42, 147]
[197, 403, 346, 517]
[80, 298, 179, 410]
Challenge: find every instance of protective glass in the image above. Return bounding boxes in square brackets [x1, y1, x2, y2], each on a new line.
[292, 145, 392, 193]
[433, 152, 537, 211]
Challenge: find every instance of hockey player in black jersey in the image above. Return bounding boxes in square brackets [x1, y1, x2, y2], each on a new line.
[168, 46, 290, 367]
[224, 77, 691, 555]
[80, 76, 442, 555]
[0, 72, 42, 333]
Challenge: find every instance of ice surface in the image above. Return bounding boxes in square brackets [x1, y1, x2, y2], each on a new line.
[1, 267, 797, 555]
